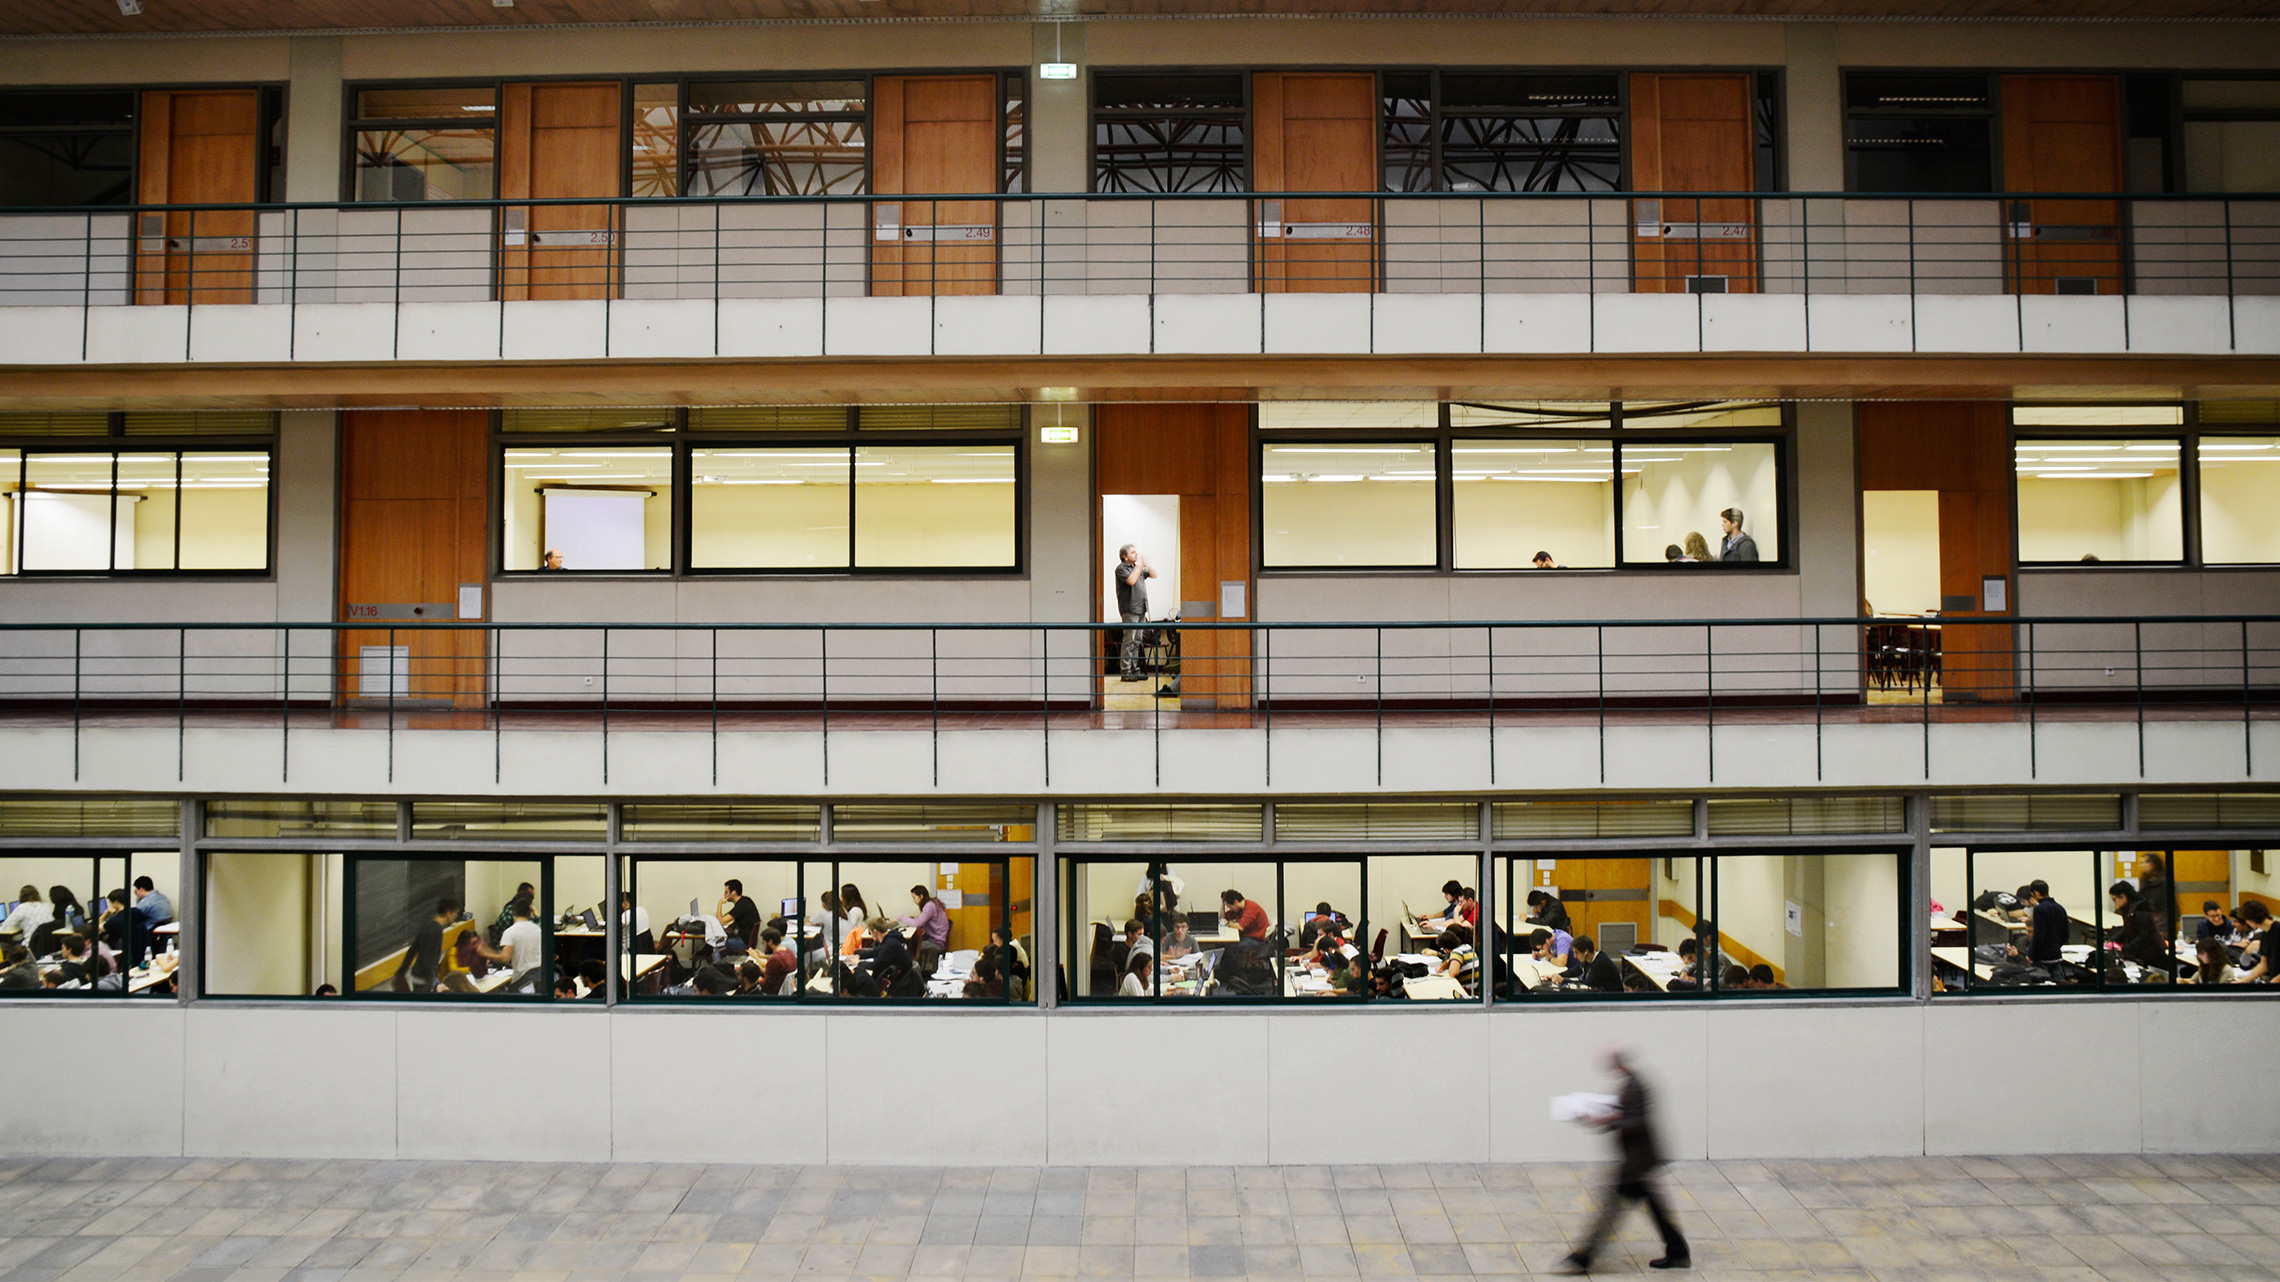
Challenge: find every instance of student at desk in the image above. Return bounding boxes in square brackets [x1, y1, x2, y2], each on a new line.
[53, 933, 108, 987]
[0, 944, 34, 990]
[965, 950, 1006, 999]
[131, 876, 172, 928]
[992, 926, 1030, 999]
[1121, 918, 1154, 965]
[1327, 943, 1369, 995]
[1298, 902, 1347, 950]
[756, 926, 798, 995]
[2023, 880, 2068, 969]
[2195, 937, 2234, 985]
[553, 973, 578, 999]
[2109, 881, 2170, 976]
[471, 899, 543, 992]
[490, 882, 535, 943]
[1, 886, 50, 939]
[47, 887, 89, 936]
[2232, 903, 2274, 983]
[619, 892, 654, 956]
[718, 880, 762, 948]
[2196, 901, 2236, 944]
[1524, 889, 1571, 933]
[1118, 952, 1154, 997]
[1220, 889, 1270, 941]
[1527, 925, 1572, 971]
[1160, 916, 1197, 961]
[1421, 879, 1464, 930]
[1571, 935, 1621, 993]
[901, 885, 950, 973]
[1437, 924, 1480, 992]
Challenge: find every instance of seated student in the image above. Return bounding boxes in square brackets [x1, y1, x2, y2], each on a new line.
[472, 899, 544, 992]
[1720, 963, 1753, 991]
[1327, 942, 1369, 995]
[1660, 937, 1700, 990]
[131, 876, 173, 928]
[53, 933, 108, 987]
[314, 983, 339, 997]
[2109, 881, 2170, 975]
[1159, 916, 1198, 962]
[965, 950, 1006, 999]
[1437, 924, 1481, 993]
[2197, 901, 2236, 944]
[1748, 963, 1787, 991]
[1298, 902, 1348, 951]
[1457, 887, 1482, 931]
[901, 885, 951, 974]
[578, 959, 606, 999]
[1, 886, 52, 940]
[553, 973, 579, 1000]
[856, 916, 916, 991]
[0, 944, 37, 990]
[718, 880, 762, 949]
[47, 887, 90, 936]
[1571, 935, 1621, 993]
[756, 926, 798, 994]
[1423, 880, 1464, 929]
[841, 916, 874, 958]
[1121, 918, 1154, 965]
[691, 964, 735, 996]
[736, 959, 765, 995]
[1118, 951, 1154, 997]
[2232, 902, 2275, 983]
[991, 926, 1030, 1000]
[1220, 889, 1270, 941]
[1524, 889, 1572, 932]
[1527, 925, 1572, 971]
[2195, 936, 2234, 985]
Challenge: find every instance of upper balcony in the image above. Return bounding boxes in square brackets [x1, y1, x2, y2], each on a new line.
[1, 190, 2275, 402]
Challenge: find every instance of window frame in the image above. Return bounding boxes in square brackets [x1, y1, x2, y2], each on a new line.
[1254, 402, 1793, 575]
[1498, 844, 1911, 1001]
[1089, 69, 1253, 195]
[340, 79, 502, 204]
[1378, 69, 1629, 195]
[1840, 69, 1999, 195]
[1, 417, 277, 579]
[2010, 403, 2193, 569]
[0, 849, 175, 1000]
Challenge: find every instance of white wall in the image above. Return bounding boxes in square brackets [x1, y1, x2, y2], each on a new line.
[1100, 494, 1178, 621]
[1862, 489, 1940, 616]
[5, 999, 2274, 1163]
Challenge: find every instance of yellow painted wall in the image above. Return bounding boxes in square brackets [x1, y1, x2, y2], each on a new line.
[1861, 489, 1941, 616]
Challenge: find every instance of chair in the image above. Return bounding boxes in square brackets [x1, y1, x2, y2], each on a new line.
[777, 969, 800, 997]
[1370, 928, 1389, 963]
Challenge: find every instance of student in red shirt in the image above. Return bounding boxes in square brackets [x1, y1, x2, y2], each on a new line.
[1458, 887, 1481, 930]
[756, 926, 798, 995]
[1220, 889, 1270, 940]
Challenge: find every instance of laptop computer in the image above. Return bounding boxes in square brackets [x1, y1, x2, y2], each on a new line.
[782, 896, 802, 920]
[687, 897, 700, 918]
[578, 908, 600, 930]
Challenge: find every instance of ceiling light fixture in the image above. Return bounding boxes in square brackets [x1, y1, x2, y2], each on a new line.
[115, 0, 142, 13]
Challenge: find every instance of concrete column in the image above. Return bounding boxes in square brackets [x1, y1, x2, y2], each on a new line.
[1030, 403, 1093, 629]
[1028, 22, 1089, 193]
[1794, 400, 1859, 690]
[1782, 23, 1844, 192]
[284, 37, 345, 203]
[274, 409, 337, 631]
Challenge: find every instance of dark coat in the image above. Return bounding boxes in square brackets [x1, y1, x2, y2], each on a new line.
[1607, 1066, 1665, 1180]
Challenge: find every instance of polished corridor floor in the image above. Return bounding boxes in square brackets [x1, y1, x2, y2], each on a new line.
[0, 1153, 2275, 1282]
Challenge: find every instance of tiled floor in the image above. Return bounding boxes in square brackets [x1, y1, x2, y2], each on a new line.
[1, 1154, 2277, 1282]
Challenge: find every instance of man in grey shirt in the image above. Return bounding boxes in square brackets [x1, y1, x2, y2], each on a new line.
[1112, 544, 1155, 682]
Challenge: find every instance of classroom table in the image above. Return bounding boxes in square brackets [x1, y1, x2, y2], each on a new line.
[619, 952, 671, 991]
[127, 954, 178, 994]
[1400, 919, 1447, 956]
[1506, 956, 1572, 991]
[1619, 952, 1687, 992]
[1929, 945, 1999, 983]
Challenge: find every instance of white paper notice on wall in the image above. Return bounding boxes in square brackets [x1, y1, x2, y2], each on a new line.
[458, 584, 483, 620]
[1220, 580, 1247, 620]
[1785, 900, 1804, 937]
[1982, 576, 2007, 613]
[937, 890, 963, 909]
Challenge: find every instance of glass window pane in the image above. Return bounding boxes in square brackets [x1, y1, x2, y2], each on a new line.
[178, 451, 269, 570]
[2015, 438, 2184, 562]
[2198, 436, 2280, 563]
[1846, 116, 1993, 192]
[1713, 851, 1902, 993]
[1452, 438, 1612, 569]
[690, 447, 850, 570]
[1069, 860, 1286, 1000]
[499, 408, 678, 433]
[1934, 848, 2100, 991]
[631, 83, 680, 198]
[853, 445, 1015, 569]
[1620, 401, 1784, 430]
[1093, 113, 1245, 193]
[1503, 854, 1700, 997]
[621, 857, 809, 998]
[687, 81, 866, 115]
[501, 447, 672, 572]
[1381, 77, 1433, 193]
[1619, 441, 1779, 565]
[1259, 402, 1438, 431]
[0, 856, 102, 995]
[2182, 120, 2280, 194]
[0, 125, 134, 207]
[687, 406, 851, 432]
[1441, 115, 1620, 193]
[19, 453, 123, 571]
[1260, 442, 1437, 567]
[410, 802, 606, 841]
[349, 857, 546, 996]
[354, 127, 495, 201]
[2180, 80, 2280, 111]
[1003, 85, 1025, 195]
[686, 120, 866, 197]
[205, 800, 397, 839]
[202, 851, 344, 997]
[356, 87, 497, 120]
[113, 453, 175, 571]
[0, 448, 15, 576]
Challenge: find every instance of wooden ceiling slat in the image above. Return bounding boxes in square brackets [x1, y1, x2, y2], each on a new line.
[0, 0, 2272, 36]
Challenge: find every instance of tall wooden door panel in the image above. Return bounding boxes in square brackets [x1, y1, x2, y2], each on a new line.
[135, 89, 260, 305]
[339, 410, 489, 710]
[1857, 402, 2014, 702]
[499, 82, 622, 301]
[871, 75, 999, 297]
[2001, 75, 2123, 295]
[1629, 73, 1756, 294]
[1253, 73, 1377, 293]
[1095, 404, 1252, 709]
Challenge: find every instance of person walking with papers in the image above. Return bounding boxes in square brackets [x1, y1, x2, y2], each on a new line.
[1560, 1047, 1689, 1273]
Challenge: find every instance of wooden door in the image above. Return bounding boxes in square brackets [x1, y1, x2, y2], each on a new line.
[1254, 73, 1377, 293]
[338, 411, 489, 710]
[2169, 849, 2230, 928]
[135, 89, 260, 305]
[871, 75, 1000, 296]
[1629, 73, 1756, 294]
[1096, 404, 1253, 709]
[1562, 858, 1651, 950]
[1857, 402, 2014, 702]
[2001, 75, 2123, 295]
[499, 82, 622, 301]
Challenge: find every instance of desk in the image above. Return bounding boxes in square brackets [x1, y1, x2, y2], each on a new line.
[1402, 975, 1466, 1001]
[1930, 945, 1998, 983]
[1507, 956, 1570, 992]
[619, 953, 671, 992]
[1620, 952, 1686, 992]
[127, 954, 178, 995]
[153, 922, 180, 937]
[1401, 919, 1448, 956]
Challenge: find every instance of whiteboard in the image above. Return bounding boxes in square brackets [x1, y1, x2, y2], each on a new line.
[541, 488, 649, 572]
[12, 491, 136, 572]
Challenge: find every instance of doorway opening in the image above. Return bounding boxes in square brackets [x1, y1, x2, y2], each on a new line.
[1861, 489, 1942, 703]
[1101, 494, 1180, 709]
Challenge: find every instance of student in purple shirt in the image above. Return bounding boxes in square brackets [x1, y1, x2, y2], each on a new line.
[902, 885, 950, 975]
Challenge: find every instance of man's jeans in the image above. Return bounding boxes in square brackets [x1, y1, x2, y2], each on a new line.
[1119, 611, 1146, 678]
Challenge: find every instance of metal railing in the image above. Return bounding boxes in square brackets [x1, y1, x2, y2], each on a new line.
[0, 614, 2276, 788]
[3, 190, 2275, 317]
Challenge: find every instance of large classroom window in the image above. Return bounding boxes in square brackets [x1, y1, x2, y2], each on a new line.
[0, 91, 137, 207]
[2197, 431, 2280, 564]
[1930, 845, 2277, 992]
[1381, 73, 1623, 193]
[0, 852, 179, 997]
[1500, 849, 1906, 999]
[349, 86, 497, 202]
[0, 413, 274, 576]
[2179, 79, 2280, 194]
[500, 447, 673, 572]
[1093, 73, 1247, 194]
[2014, 406, 2187, 565]
[683, 79, 869, 197]
[1260, 401, 1785, 572]
[1843, 73, 1995, 193]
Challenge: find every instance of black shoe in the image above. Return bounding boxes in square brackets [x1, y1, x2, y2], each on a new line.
[1557, 1254, 1591, 1275]
[1649, 1254, 1691, 1270]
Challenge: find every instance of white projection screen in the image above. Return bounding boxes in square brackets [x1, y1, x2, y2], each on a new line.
[541, 488, 649, 572]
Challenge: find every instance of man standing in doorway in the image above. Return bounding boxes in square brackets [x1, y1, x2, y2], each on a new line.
[1113, 543, 1156, 682]
[1563, 1047, 1690, 1273]
[1716, 508, 1759, 562]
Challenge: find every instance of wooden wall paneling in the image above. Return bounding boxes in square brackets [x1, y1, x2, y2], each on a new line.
[498, 81, 620, 301]
[134, 89, 259, 305]
[1629, 72, 1756, 294]
[338, 410, 490, 710]
[871, 75, 999, 297]
[2000, 75, 2123, 295]
[1252, 73, 1377, 294]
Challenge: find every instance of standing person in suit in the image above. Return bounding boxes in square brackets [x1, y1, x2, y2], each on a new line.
[1716, 508, 1759, 562]
[1563, 1047, 1690, 1273]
